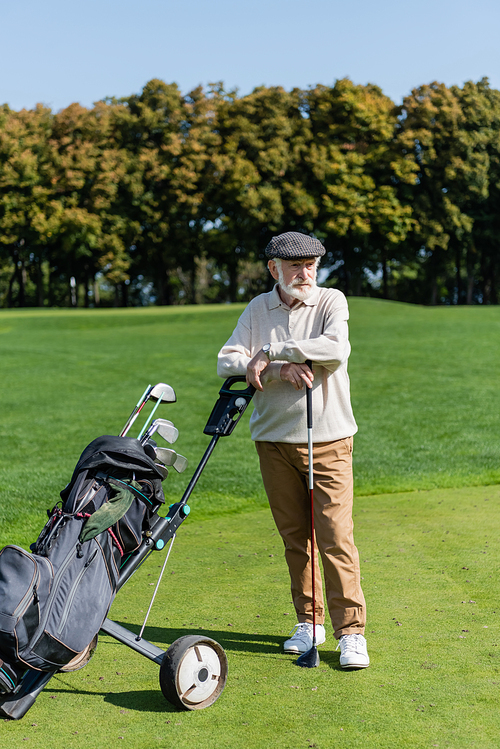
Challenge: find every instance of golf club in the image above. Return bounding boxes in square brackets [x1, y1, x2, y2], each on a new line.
[140, 418, 179, 445]
[171, 454, 188, 474]
[120, 384, 151, 436]
[121, 383, 177, 437]
[155, 447, 188, 473]
[154, 446, 178, 466]
[137, 390, 166, 440]
[154, 462, 169, 480]
[297, 361, 320, 669]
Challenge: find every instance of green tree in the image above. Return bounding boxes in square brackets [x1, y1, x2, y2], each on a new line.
[113, 79, 218, 305]
[48, 101, 137, 306]
[301, 79, 415, 297]
[204, 84, 315, 300]
[454, 78, 500, 304]
[397, 80, 493, 304]
[0, 104, 55, 306]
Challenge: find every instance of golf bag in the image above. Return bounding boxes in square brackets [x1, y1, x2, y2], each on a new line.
[0, 435, 165, 694]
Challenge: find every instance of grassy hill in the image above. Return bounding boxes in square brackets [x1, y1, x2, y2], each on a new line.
[0, 299, 499, 546]
[1, 299, 500, 747]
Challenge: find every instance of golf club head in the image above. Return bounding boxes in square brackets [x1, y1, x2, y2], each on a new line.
[296, 645, 320, 668]
[143, 441, 157, 461]
[142, 419, 179, 445]
[150, 382, 176, 403]
[154, 462, 169, 480]
[154, 446, 178, 467]
[155, 420, 179, 445]
[172, 453, 188, 474]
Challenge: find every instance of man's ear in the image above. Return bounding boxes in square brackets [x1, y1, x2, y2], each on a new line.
[268, 260, 279, 281]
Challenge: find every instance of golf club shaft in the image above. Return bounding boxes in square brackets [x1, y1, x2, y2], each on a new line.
[137, 391, 164, 440]
[306, 362, 317, 645]
[120, 385, 152, 437]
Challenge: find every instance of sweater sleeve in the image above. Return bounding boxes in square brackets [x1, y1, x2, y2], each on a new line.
[217, 303, 285, 383]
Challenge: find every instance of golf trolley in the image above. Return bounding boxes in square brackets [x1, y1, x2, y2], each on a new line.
[0, 376, 254, 720]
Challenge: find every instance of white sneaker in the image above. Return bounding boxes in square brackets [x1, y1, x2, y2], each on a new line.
[283, 623, 326, 653]
[336, 633, 370, 668]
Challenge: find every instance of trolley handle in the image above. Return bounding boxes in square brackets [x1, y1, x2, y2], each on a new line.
[203, 377, 255, 437]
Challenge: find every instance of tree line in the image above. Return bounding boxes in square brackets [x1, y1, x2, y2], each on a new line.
[1, 77, 499, 307]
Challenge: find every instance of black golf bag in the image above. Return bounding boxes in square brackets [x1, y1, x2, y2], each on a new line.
[0, 435, 165, 694]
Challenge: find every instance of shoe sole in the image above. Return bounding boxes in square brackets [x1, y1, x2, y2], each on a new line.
[284, 640, 326, 654]
[340, 662, 370, 669]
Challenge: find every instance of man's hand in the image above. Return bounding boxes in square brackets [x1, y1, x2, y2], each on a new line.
[280, 362, 314, 390]
[246, 350, 270, 391]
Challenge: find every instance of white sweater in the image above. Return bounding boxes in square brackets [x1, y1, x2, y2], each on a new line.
[217, 285, 358, 443]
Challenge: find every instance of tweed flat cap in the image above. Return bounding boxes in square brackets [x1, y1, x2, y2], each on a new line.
[265, 232, 325, 259]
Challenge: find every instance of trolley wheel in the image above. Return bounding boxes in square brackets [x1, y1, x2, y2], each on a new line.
[159, 635, 228, 711]
[59, 634, 98, 673]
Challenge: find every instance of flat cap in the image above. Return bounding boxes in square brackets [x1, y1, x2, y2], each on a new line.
[265, 231, 325, 260]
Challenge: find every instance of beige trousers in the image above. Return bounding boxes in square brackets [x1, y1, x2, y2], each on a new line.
[255, 438, 366, 639]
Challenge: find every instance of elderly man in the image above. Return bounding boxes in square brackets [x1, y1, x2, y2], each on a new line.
[217, 231, 368, 668]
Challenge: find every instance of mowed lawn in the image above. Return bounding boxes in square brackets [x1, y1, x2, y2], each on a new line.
[0, 299, 499, 748]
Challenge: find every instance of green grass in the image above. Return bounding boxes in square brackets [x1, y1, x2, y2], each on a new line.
[0, 299, 499, 746]
[349, 300, 500, 495]
[3, 484, 500, 748]
[0, 300, 499, 543]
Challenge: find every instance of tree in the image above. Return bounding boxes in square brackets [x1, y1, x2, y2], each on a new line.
[0, 104, 55, 306]
[454, 79, 500, 303]
[397, 81, 493, 304]
[204, 84, 315, 300]
[112, 80, 219, 305]
[302, 79, 416, 297]
[48, 101, 137, 306]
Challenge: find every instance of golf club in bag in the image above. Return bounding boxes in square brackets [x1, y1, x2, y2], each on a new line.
[0, 376, 254, 720]
[120, 383, 177, 437]
[296, 362, 320, 669]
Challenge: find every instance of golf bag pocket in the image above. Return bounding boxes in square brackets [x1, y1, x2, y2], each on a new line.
[28, 537, 116, 668]
[0, 546, 53, 663]
[111, 498, 146, 554]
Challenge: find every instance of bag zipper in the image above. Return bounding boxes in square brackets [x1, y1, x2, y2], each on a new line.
[8, 547, 39, 620]
[56, 548, 99, 635]
[29, 545, 80, 648]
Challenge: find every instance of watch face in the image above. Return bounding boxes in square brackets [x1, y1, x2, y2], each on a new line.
[263, 344, 271, 352]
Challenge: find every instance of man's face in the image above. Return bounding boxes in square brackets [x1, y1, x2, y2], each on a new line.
[269, 258, 318, 301]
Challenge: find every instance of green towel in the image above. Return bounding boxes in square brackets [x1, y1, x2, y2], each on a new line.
[79, 486, 135, 543]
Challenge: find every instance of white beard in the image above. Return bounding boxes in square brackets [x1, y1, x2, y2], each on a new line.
[277, 266, 317, 302]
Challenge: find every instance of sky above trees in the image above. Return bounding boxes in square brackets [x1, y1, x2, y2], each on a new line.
[2, 0, 499, 112]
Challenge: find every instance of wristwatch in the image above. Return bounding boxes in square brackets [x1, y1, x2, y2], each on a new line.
[262, 343, 271, 359]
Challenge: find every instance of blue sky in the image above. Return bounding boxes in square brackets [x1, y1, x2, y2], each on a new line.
[2, 0, 499, 111]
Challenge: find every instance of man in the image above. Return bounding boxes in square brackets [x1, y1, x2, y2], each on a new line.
[217, 231, 368, 669]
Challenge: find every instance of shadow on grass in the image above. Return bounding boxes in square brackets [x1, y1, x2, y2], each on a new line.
[48, 679, 178, 713]
[318, 650, 347, 671]
[108, 619, 285, 656]
[114, 621, 346, 670]
[105, 620, 345, 670]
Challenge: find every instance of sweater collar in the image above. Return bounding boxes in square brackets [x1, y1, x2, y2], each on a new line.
[269, 283, 320, 310]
